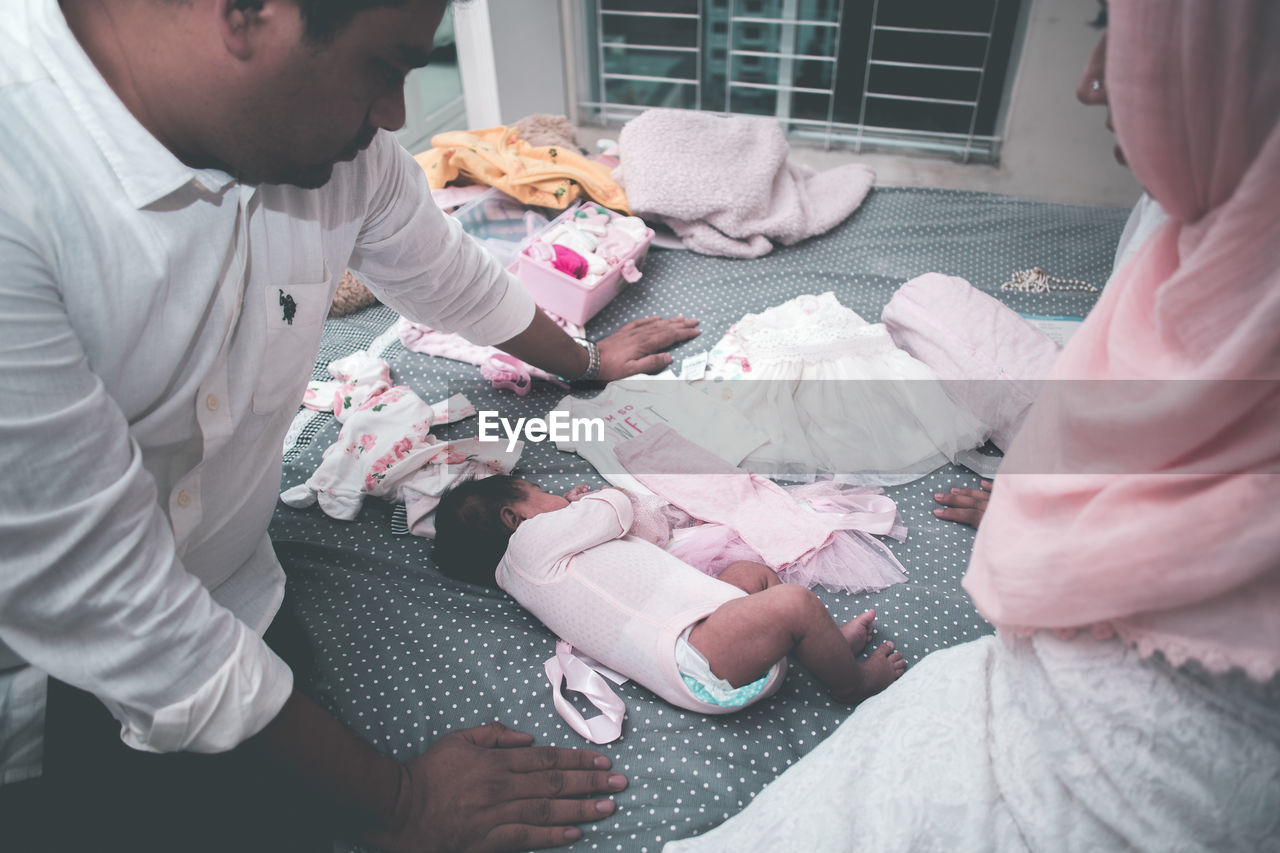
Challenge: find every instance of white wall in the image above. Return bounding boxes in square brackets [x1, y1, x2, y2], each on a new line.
[457, 0, 568, 127]
[490, 0, 568, 122]
[995, 0, 1143, 205]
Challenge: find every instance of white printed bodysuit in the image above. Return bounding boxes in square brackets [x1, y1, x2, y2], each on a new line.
[554, 378, 768, 494]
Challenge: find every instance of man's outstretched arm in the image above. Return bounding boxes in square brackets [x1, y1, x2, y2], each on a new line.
[499, 308, 700, 382]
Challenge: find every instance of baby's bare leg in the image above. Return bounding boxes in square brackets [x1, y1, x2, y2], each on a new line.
[716, 564, 873, 653]
[719, 565, 874, 655]
[716, 561, 782, 594]
[687, 584, 906, 703]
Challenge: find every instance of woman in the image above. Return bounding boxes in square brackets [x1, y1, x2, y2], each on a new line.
[666, 2, 1280, 849]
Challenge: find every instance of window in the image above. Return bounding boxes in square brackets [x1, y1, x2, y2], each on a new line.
[572, 0, 1026, 162]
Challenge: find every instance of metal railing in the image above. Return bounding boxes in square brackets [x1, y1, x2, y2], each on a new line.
[573, 0, 1019, 163]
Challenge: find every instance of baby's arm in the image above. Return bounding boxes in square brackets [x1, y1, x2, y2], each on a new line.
[564, 484, 594, 502]
[559, 486, 694, 546]
[507, 490, 635, 568]
[564, 485, 643, 503]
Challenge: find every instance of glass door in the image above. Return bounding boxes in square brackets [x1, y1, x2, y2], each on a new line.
[395, 7, 468, 155]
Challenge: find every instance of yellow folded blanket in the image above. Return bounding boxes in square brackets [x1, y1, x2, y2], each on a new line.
[415, 126, 630, 213]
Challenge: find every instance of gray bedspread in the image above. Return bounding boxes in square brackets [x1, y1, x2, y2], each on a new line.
[268, 186, 1128, 852]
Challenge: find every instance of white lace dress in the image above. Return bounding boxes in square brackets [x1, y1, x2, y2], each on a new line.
[704, 292, 987, 485]
[664, 631, 1280, 852]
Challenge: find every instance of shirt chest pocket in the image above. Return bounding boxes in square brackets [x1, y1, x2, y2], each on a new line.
[251, 271, 334, 415]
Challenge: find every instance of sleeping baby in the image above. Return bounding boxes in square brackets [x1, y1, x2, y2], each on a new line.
[432, 475, 906, 715]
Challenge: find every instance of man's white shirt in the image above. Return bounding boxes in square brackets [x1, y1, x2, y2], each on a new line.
[0, 0, 534, 756]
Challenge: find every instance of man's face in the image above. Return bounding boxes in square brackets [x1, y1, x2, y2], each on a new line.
[227, 0, 447, 187]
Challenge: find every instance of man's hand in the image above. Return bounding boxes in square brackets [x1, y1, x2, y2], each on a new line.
[498, 311, 698, 384]
[595, 316, 700, 381]
[932, 480, 993, 529]
[362, 722, 627, 853]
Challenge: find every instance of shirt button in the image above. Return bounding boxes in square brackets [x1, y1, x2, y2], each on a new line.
[205, 394, 220, 411]
[176, 490, 191, 508]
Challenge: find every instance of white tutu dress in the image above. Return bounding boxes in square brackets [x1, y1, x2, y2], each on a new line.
[704, 292, 988, 485]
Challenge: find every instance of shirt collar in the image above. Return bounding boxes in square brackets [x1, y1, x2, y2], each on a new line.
[31, 0, 237, 208]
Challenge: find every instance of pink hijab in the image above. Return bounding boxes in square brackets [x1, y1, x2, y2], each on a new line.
[963, 0, 1280, 681]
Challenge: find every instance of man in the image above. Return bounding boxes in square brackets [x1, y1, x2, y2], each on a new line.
[0, 0, 698, 849]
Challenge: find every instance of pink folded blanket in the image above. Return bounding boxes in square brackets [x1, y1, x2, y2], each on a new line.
[616, 109, 874, 258]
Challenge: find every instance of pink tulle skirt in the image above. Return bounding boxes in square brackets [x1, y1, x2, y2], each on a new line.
[634, 482, 910, 595]
[666, 525, 907, 595]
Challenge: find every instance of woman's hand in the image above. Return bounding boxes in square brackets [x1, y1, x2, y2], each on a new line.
[933, 480, 993, 529]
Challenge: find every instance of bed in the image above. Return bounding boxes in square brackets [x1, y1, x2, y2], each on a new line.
[268, 185, 1127, 852]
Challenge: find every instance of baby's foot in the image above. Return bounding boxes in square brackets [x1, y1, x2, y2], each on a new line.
[839, 609, 876, 654]
[831, 641, 907, 704]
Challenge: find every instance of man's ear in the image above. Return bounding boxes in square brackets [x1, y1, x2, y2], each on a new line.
[500, 506, 522, 532]
[218, 0, 272, 61]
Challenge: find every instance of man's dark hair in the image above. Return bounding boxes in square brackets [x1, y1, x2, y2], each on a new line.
[294, 0, 408, 44]
[432, 475, 526, 587]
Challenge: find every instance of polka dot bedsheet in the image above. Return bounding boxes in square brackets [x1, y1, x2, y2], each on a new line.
[269, 187, 1128, 852]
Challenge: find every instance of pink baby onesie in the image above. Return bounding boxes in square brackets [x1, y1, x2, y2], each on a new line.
[396, 312, 584, 388]
[615, 425, 897, 564]
[498, 490, 786, 715]
[613, 424, 908, 594]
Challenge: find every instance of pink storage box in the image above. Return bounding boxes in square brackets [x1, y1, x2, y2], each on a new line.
[507, 204, 654, 325]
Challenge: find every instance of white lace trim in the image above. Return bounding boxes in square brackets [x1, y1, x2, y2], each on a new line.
[1004, 620, 1280, 683]
[734, 292, 896, 363]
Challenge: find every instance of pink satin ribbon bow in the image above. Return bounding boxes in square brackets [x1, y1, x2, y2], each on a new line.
[480, 353, 533, 396]
[543, 641, 627, 744]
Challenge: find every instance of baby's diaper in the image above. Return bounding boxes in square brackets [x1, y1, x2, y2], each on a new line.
[676, 627, 774, 708]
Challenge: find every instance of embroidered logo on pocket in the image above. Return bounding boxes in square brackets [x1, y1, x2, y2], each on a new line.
[279, 289, 298, 325]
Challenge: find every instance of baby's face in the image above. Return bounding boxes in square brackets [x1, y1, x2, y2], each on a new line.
[509, 481, 571, 522]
